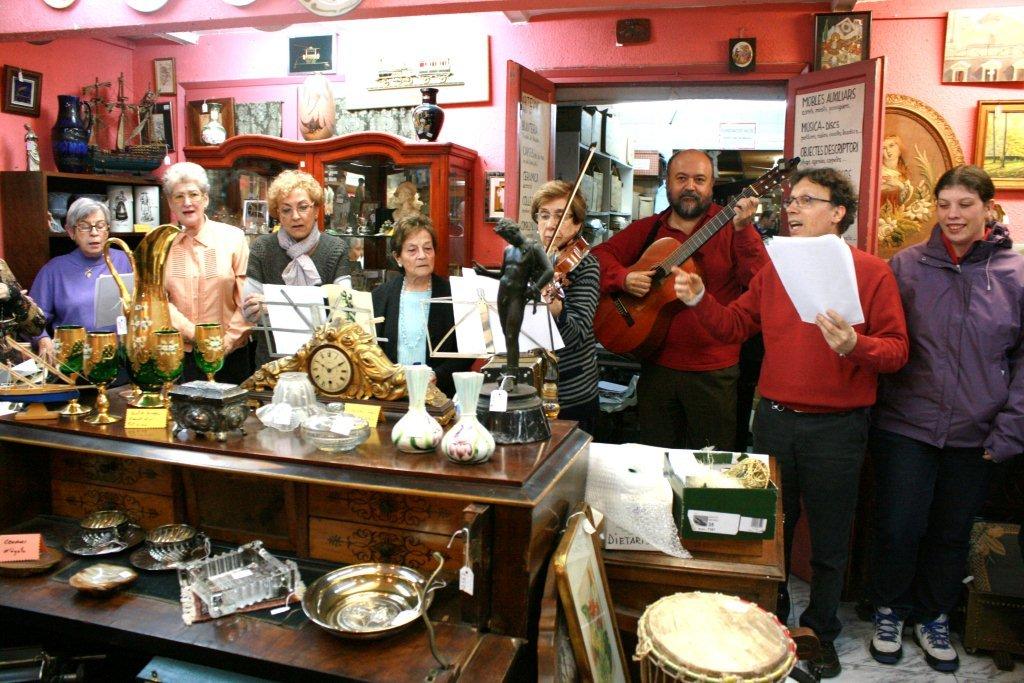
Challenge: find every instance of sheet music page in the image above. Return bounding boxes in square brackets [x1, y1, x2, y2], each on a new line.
[448, 269, 564, 356]
[94, 273, 134, 329]
[263, 284, 329, 356]
[765, 234, 864, 325]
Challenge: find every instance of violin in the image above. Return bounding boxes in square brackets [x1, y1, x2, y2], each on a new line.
[542, 144, 597, 303]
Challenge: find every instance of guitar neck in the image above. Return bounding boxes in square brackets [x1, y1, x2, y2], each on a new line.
[660, 196, 745, 271]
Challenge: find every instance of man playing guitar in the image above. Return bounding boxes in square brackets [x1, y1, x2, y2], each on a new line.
[592, 149, 766, 450]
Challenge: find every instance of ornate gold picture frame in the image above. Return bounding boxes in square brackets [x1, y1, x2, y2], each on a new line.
[553, 505, 629, 682]
[876, 94, 964, 259]
[974, 100, 1024, 190]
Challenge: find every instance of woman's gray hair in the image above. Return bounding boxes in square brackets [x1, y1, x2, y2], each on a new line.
[161, 161, 211, 197]
[65, 197, 111, 231]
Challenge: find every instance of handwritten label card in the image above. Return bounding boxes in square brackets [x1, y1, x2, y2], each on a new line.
[345, 403, 382, 429]
[124, 408, 169, 429]
[0, 534, 43, 562]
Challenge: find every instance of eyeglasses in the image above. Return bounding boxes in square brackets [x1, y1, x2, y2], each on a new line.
[782, 195, 834, 209]
[536, 210, 567, 223]
[171, 190, 205, 204]
[279, 204, 315, 218]
[74, 221, 109, 234]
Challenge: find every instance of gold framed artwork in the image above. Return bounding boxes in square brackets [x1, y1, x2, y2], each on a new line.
[943, 8, 1024, 83]
[876, 94, 964, 259]
[553, 506, 628, 683]
[153, 57, 176, 96]
[485, 171, 505, 222]
[974, 100, 1024, 189]
[813, 12, 871, 71]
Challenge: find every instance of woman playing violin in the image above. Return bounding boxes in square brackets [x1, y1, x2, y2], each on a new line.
[533, 180, 600, 433]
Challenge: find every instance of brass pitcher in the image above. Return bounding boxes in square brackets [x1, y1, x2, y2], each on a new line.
[103, 223, 182, 407]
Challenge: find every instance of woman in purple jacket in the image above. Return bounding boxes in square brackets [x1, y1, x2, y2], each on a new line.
[868, 165, 1022, 674]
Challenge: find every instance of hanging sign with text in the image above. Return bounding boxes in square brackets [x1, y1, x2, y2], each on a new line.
[517, 93, 551, 228]
[793, 83, 865, 243]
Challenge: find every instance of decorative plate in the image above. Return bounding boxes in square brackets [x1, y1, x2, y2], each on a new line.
[42, 0, 77, 8]
[63, 524, 145, 556]
[221, 0, 256, 5]
[129, 541, 210, 571]
[69, 563, 137, 595]
[298, 0, 362, 17]
[123, 0, 170, 12]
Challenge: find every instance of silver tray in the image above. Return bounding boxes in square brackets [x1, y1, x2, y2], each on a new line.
[129, 536, 211, 571]
[302, 561, 445, 640]
[63, 524, 144, 556]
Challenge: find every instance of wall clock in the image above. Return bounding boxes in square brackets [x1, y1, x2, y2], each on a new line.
[298, 0, 362, 18]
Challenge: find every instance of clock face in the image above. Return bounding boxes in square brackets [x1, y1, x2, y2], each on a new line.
[308, 345, 354, 395]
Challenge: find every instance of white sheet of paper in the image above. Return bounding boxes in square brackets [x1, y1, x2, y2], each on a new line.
[323, 283, 376, 337]
[766, 234, 864, 325]
[94, 273, 134, 330]
[263, 284, 329, 356]
[447, 269, 563, 357]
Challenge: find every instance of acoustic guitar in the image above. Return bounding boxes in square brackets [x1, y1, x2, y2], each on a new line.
[594, 157, 800, 357]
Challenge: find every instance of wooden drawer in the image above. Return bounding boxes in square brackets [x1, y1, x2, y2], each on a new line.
[51, 453, 174, 495]
[51, 479, 175, 528]
[309, 486, 465, 535]
[309, 516, 457, 572]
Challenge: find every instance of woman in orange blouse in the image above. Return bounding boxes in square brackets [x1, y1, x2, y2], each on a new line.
[162, 162, 251, 383]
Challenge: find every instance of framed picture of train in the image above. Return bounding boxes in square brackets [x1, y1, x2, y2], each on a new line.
[288, 35, 334, 75]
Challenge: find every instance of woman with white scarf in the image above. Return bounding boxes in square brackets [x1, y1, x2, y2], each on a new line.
[244, 170, 349, 369]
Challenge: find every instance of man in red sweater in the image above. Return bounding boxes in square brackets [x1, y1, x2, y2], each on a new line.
[592, 149, 766, 450]
[673, 167, 909, 679]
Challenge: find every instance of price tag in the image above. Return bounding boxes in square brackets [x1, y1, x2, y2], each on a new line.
[0, 534, 42, 562]
[459, 565, 475, 596]
[345, 403, 381, 429]
[124, 407, 169, 429]
[115, 315, 128, 336]
[488, 389, 508, 412]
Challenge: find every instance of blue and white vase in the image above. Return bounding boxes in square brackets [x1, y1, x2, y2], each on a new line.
[442, 372, 495, 465]
[391, 365, 443, 453]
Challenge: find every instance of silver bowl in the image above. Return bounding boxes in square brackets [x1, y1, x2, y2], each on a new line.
[79, 509, 130, 547]
[302, 561, 446, 640]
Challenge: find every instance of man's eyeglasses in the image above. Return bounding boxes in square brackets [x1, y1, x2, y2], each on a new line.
[74, 221, 109, 234]
[782, 195, 834, 209]
[171, 190, 205, 204]
[279, 204, 315, 218]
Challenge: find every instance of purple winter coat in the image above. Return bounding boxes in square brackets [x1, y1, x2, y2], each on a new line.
[873, 224, 1023, 462]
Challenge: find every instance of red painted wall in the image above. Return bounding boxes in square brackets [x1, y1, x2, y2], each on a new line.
[2, 2, 1024, 262]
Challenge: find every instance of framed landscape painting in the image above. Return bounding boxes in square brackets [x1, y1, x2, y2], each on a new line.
[974, 100, 1024, 189]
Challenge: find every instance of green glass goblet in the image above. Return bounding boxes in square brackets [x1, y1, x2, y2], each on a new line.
[83, 332, 121, 425]
[193, 323, 225, 383]
[54, 325, 90, 417]
[154, 329, 184, 407]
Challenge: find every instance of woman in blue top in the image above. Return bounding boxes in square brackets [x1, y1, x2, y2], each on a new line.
[371, 215, 469, 397]
[30, 197, 131, 365]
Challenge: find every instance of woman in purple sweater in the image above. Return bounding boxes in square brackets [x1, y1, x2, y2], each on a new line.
[30, 197, 131, 365]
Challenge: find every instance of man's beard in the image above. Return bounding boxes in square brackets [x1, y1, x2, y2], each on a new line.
[670, 190, 711, 220]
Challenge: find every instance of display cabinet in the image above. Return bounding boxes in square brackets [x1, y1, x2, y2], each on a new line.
[0, 171, 168, 287]
[185, 133, 477, 279]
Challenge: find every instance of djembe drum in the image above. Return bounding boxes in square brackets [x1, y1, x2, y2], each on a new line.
[635, 592, 797, 682]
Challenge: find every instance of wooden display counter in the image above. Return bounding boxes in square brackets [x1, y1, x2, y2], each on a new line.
[0, 399, 589, 679]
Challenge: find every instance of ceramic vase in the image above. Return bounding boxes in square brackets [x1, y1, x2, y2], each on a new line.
[441, 372, 495, 465]
[391, 365, 443, 453]
[201, 102, 227, 145]
[51, 95, 92, 173]
[412, 88, 444, 142]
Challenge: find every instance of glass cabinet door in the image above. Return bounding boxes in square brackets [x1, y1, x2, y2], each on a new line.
[206, 156, 298, 233]
[448, 167, 468, 274]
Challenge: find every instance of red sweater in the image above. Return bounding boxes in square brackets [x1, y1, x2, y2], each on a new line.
[692, 245, 909, 411]
[593, 206, 768, 370]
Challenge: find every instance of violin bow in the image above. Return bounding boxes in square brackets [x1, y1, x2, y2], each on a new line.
[544, 143, 598, 258]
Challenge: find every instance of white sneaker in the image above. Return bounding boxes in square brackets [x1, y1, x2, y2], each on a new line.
[870, 606, 904, 664]
[913, 614, 959, 673]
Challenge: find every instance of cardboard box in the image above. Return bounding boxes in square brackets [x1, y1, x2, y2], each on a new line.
[667, 452, 777, 541]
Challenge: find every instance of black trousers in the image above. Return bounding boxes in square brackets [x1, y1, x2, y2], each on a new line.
[868, 427, 993, 622]
[637, 362, 739, 450]
[753, 400, 869, 642]
[559, 395, 599, 436]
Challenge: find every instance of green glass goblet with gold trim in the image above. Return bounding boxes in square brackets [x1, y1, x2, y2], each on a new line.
[83, 332, 121, 425]
[54, 325, 91, 417]
[154, 329, 184, 407]
[193, 323, 225, 383]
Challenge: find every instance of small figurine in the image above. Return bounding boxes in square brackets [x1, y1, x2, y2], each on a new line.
[24, 124, 39, 171]
[472, 219, 553, 375]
